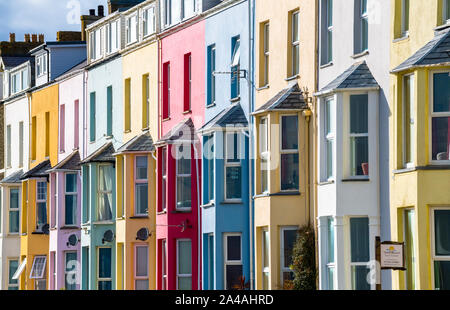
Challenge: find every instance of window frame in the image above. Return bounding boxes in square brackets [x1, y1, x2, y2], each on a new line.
[349, 216, 371, 290]
[259, 117, 269, 194]
[279, 114, 300, 192]
[223, 233, 243, 290]
[231, 36, 241, 100]
[262, 229, 270, 289]
[36, 180, 48, 229]
[291, 10, 300, 77]
[403, 208, 417, 290]
[429, 70, 450, 165]
[30, 255, 47, 279]
[349, 93, 370, 179]
[126, 14, 138, 45]
[324, 0, 333, 64]
[359, 0, 369, 53]
[207, 44, 216, 106]
[134, 244, 149, 289]
[9, 187, 20, 234]
[161, 239, 167, 289]
[263, 22, 270, 86]
[403, 74, 415, 168]
[430, 206, 450, 290]
[134, 155, 149, 216]
[175, 145, 192, 212]
[97, 247, 112, 289]
[324, 97, 335, 181]
[97, 164, 113, 222]
[6, 124, 11, 168]
[325, 217, 335, 290]
[205, 134, 215, 204]
[224, 131, 243, 202]
[64, 173, 78, 226]
[7, 258, 19, 290]
[161, 147, 167, 213]
[143, 6, 156, 38]
[279, 226, 298, 286]
[64, 251, 77, 290]
[401, 0, 410, 36]
[176, 239, 192, 290]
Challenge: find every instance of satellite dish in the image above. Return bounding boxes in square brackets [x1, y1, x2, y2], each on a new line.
[136, 228, 150, 241]
[42, 224, 50, 235]
[102, 230, 115, 244]
[67, 234, 78, 247]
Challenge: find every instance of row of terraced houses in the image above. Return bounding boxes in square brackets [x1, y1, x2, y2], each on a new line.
[0, 0, 449, 290]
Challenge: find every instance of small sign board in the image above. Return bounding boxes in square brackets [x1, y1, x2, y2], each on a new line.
[380, 242, 406, 270]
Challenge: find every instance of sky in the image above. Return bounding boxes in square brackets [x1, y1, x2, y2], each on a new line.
[0, 0, 108, 42]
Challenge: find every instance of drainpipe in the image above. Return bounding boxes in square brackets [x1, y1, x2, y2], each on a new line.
[193, 143, 201, 290]
[43, 45, 50, 82]
[303, 110, 312, 226]
[247, 0, 255, 290]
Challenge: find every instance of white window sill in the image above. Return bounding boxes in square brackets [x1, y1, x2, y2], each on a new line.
[393, 34, 409, 43]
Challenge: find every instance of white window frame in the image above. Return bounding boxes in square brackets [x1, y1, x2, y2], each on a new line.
[162, 239, 167, 289]
[36, 180, 47, 228]
[401, 0, 410, 36]
[324, 97, 335, 181]
[349, 93, 369, 179]
[349, 216, 371, 290]
[8, 187, 20, 234]
[161, 147, 167, 212]
[279, 114, 299, 192]
[165, 0, 172, 26]
[143, 6, 156, 37]
[291, 10, 300, 76]
[223, 233, 243, 290]
[263, 22, 270, 86]
[97, 164, 113, 222]
[445, 0, 450, 23]
[175, 145, 191, 211]
[36, 54, 47, 77]
[64, 173, 78, 226]
[262, 229, 270, 289]
[126, 14, 138, 45]
[106, 21, 119, 55]
[429, 70, 450, 165]
[176, 239, 192, 290]
[403, 208, 417, 290]
[403, 74, 415, 168]
[208, 44, 216, 106]
[224, 131, 243, 202]
[135, 156, 149, 216]
[325, 0, 333, 64]
[259, 117, 269, 194]
[182, 0, 196, 20]
[30, 255, 47, 279]
[325, 217, 335, 290]
[360, 0, 368, 52]
[64, 251, 77, 290]
[134, 244, 149, 289]
[97, 247, 112, 289]
[430, 206, 450, 290]
[6, 124, 11, 168]
[280, 226, 298, 286]
[7, 258, 19, 290]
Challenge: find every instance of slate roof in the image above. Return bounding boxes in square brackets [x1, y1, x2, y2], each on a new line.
[0, 170, 24, 184]
[199, 102, 248, 133]
[317, 61, 379, 95]
[0, 56, 32, 69]
[50, 151, 81, 171]
[20, 160, 52, 180]
[116, 131, 155, 153]
[392, 29, 450, 73]
[254, 83, 308, 115]
[157, 118, 198, 145]
[80, 142, 116, 164]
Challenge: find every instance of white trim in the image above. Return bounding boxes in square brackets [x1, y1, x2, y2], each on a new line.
[261, 229, 270, 289]
[134, 243, 149, 289]
[175, 145, 192, 211]
[97, 164, 113, 221]
[430, 206, 450, 290]
[30, 255, 47, 279]
[134, 155, 149, 216]
[176, 238, 192, 290]
[12, 258, 27, 280]
[402, 74, 415, 168]
[7, 258, 19, 289]
[279, 114, 300, 192]
[279, 226, 298, 286]
[224, 132, 243, 202]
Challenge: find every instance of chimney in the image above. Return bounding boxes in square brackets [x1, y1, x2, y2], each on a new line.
[9, 33, 15, 42]
[24, 34, 31, 43]
[89, 9, 96, 16]
[98, 5, 104, 17]
[31, 34, 38, 43]
[39, 34, 45, 43]
[57, 31, 82, 42]
[80, 9, 102, 41]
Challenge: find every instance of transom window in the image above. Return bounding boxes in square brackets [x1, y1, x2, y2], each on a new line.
[432, 208, 450, 290]
[135, 156, 149, 216]
[225, 132, 242, 201]
[349, 94, 369, 177]
[280, 115, 299, 191]
[224, 234, 243, 290]
[431, 72, 450, 162]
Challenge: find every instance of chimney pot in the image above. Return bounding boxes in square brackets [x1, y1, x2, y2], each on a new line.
[24, 34, 31, 42]
[9, 33, 15, 42]
[98, 5, 104, 17]
[89, 9, 96, 16]
[31, 34, 38, 43]
[39, 34, 45, 43]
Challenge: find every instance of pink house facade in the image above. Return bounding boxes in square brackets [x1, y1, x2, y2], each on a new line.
[48, 62, 86, 290]
[156, 10, 206, 290]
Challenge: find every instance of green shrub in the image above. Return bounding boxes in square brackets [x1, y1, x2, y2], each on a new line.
[291, 225, 317, 290]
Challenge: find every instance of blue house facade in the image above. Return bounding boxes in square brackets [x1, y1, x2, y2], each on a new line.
[200, 0, 253, 290]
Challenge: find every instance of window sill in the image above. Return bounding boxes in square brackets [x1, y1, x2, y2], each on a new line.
[221, 200, 243, 205]
[320, 62, 333, 69]
[394, 165, 450, 174]
[182, 110, 192, 115]
[141, 127, 150, 132]
[253, 193, 270, 199]
[351, 50, 369, 59]
[123, 130, 131, 134]
[318, 180, 335, 186]
[201, 202, 215, 209]
[31, 231, 47, 235]
[393, 34, 409, 43]
[256, 85, 270, 91]
[171, 210, 192, 214]
[157, 210, 167, 215]
[206, 103, 216, 109]
[285, 74, 300, 82]
[162, 117, 171, 122]
[341, 178, 370, 182]
[129, 215, 149, 219]
[6, 233, 20, 237]
[434, 23, 450, 32]
[230, 96, 241, 103]
[92, 220, 115, 225]
[272, 191, 301, 196]
[60, 226, 80, 230]
[105, 135, 114, 139]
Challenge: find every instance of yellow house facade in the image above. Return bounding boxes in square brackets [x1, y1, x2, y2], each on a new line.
[115, 0, 159, 290]
[253, 0, 317, 290]
[389, 0, 450, 290]
[19, 84, 59, 290]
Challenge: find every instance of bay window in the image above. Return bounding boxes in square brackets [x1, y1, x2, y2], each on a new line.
[143, 7, 156, 37]
[431, 72, 450, 162]
[433, 209, 450, 290]
[350, 217, 370, 290]
[177, 239, 192, 290]
[280, 115, 299, 191]
[260, 117, 269, 193]
[225, 132, 242, 201]
[349, 94, 369, 177]
[126, 14, 138, 44]
[65, 173, 77, 226]
[135, 156, 149, 216]
[403, 75, 415, 167]
[36, 181, 47, 230]
[135, 245, 149, 290]
[97, 165, 113, 221]
[98, 247, 112, 290]
[176, 145, 191, 211]
[280, 227, 297, 286]
[224, 234, 243, 290]
[9, 188, 19, 234]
